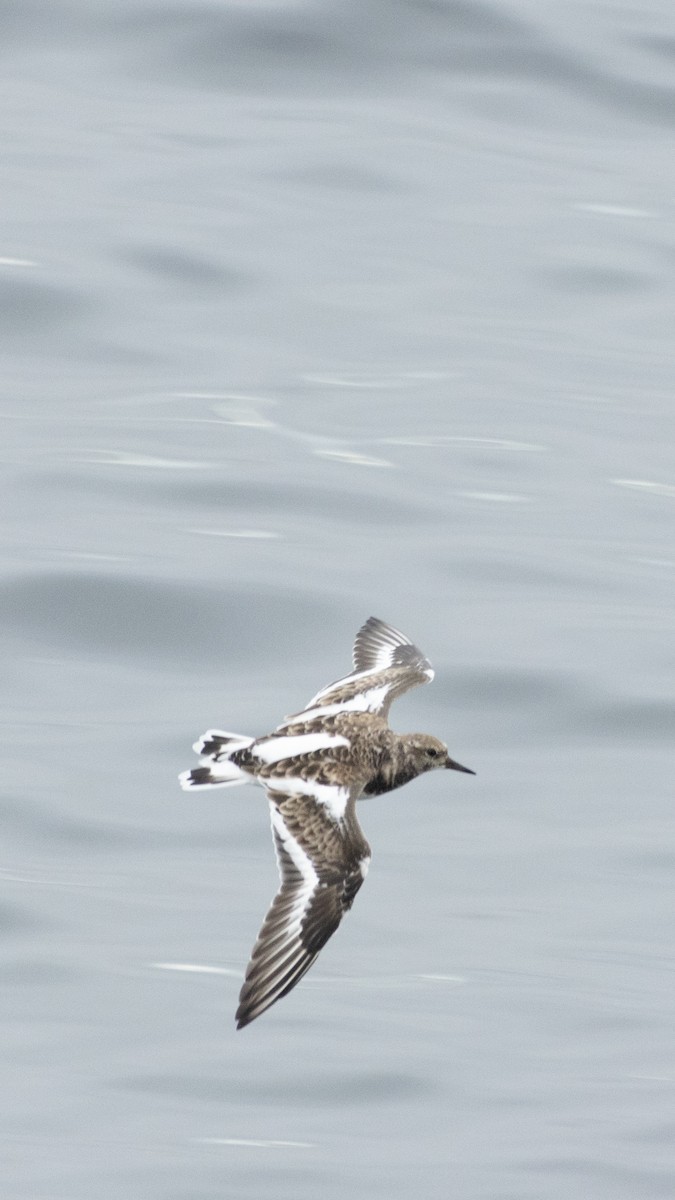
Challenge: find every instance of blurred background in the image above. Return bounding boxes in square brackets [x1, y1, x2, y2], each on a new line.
[2, 1, 674, 1197]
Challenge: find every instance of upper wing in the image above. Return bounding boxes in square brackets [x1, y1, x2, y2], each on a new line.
[352, 616, 432, 677]
[236, 779, 371, 1029]
[281, 616, 434, 725]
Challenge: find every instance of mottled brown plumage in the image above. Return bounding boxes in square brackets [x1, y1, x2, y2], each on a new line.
[179, 616, 474, 1028]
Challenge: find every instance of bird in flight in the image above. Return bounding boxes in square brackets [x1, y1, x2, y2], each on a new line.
[180, 616, 474, 1028]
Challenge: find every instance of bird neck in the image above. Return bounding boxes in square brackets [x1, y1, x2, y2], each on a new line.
[363, 735, 419, 797]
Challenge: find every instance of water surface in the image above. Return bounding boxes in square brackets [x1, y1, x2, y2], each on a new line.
[2, 2, 675, 1197]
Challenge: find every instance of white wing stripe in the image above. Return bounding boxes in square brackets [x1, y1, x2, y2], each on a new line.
[267, 777, 350, 823]
[269, 805, 318, 889]
[308, 668, 392, 706]
[278, 686, 391, 727]
[253, 732, 349, 764]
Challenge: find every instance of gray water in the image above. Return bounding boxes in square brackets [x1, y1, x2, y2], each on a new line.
[3, 2, 675, 1196]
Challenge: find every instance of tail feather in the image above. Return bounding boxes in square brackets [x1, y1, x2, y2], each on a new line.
[180, 728, 254, 791]
[179, 764, 248, 790]
[192, 728, 254, 758]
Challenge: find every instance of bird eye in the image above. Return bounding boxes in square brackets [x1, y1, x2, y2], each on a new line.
[426, 747, 438, 758]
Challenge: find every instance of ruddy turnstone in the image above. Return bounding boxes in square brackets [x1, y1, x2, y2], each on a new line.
[180, 616, 474, 1028]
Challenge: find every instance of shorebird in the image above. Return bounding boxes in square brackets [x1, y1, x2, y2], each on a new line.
[180, 616, 474, 1028]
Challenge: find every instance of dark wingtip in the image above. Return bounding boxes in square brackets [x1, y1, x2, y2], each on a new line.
[236, 1000, 261, 1030]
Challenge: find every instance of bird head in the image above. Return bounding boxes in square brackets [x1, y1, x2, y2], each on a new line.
[405, 733, 475, 777]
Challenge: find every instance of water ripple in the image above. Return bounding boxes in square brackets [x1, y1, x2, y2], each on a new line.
[0, 573, 341, 667]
